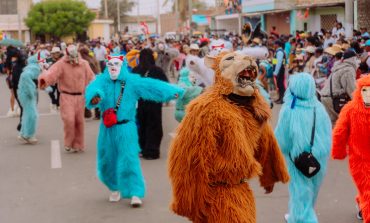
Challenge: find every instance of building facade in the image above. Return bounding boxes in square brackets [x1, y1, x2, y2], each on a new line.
[0, 0, 32, 43]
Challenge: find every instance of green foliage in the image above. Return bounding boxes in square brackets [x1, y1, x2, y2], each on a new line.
[25, 0, 95, 37]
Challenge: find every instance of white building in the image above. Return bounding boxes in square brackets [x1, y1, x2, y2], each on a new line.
[121, 15, 157, 35]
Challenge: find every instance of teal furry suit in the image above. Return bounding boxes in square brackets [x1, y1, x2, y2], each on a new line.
[175, 68, 202, 122]
[85, 59, 184, 199]
[275, 73, 332, 223]
[18, 55, 42, 139]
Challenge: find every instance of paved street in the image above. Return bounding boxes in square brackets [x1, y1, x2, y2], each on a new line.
[0, 74, 359, 223]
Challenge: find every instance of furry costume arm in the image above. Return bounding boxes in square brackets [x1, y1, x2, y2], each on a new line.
[182, 86, 203, 102]
[18, 71, 36, 99]
[332, 105, 351, 159]
[85, 74, 105, 109]
[38, 60, 62, 87]
[134, 76, 184, 102]
[256, 123, 290, 189]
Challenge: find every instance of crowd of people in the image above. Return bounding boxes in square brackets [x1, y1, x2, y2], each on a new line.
[0, 19, 370, 223]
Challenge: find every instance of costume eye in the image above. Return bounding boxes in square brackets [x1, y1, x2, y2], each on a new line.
[225, 56, 234, 61]
[362, 88, 367, 92]
[114, 62, 120, 66]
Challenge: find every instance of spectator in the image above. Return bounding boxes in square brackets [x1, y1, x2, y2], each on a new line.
[93, 42, 107, 72]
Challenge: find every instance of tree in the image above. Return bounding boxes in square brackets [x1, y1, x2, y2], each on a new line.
[100, 0, 135, 30]
[25, 0, 95, 39]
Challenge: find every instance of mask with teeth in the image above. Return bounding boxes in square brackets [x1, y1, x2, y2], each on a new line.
[218, 53, 258, 96]
[106, 55, 124, 80]
[361, 86, 370, 108]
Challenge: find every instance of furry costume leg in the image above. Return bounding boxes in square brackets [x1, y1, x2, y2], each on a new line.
[97, 122, 145, 198]
[60, 95, 77, 148]
[71, 96, 85, 150]
[349, 157, 370, 222]
[19, 98, 38, 138]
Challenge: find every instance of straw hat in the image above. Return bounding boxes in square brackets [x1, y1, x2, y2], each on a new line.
[324, 44, 343, 56]
[50, 47, 61, 54]
[189, 44, 200, 51]
[304, 46, 316, 54]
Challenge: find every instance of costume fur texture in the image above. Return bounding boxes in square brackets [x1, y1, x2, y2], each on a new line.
[39, 55, 95, 150]
[18, 55, 42, 138]
[175, 68, 202, 122]
[168, 53, 289, 223]
[275, 73, 332, 223]
[332, 75, 370, 223]
[85, 60, 183, 198]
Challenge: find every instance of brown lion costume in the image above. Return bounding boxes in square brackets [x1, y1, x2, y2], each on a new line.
[168, 52, 289, 223]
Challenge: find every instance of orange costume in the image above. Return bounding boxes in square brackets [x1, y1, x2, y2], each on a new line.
[168, 53, 289, 223]
[332, 75, 370, 222]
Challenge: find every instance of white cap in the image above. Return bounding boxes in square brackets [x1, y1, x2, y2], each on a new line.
[189, 44, 200, 50]
[51, 47, 61, 54]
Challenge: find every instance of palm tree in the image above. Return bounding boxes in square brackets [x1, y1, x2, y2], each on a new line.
[162, 0, 207, 24]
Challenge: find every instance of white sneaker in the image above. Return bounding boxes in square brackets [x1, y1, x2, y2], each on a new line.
[130, 196, 142, 208]
[17, 135, 28, 143]
[50, 104, 57, 113]
[109, 191, 121, 202]
[15, 106, 21, 117]
[284, 214, 289, 222]
[26, 137, 38, 144]
[64, 146, 72, 152]
[6, 109, 16, 118]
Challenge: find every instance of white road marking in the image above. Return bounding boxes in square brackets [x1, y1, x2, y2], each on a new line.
[51, 140, 62, 169]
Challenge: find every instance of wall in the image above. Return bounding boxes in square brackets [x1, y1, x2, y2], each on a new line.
[215, 14, 240, 34]
[301, 6, 345, 33]
[160, 13, 177, 35]
[357, 0, 370, 30]
[121, 22, 156, 35]
[265, 11, 291, 35]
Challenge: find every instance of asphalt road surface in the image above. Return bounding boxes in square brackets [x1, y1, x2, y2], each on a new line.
[0, 74, 358, 223]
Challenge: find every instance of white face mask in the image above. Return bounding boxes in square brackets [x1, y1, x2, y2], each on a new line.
[189, 73, 196, 85]
[361, 86, 370, 108]
[158, 43, 165, 51]
[107, 57, 123, 80]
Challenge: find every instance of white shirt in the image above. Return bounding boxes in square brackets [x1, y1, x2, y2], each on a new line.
[93, 46, 106, 61]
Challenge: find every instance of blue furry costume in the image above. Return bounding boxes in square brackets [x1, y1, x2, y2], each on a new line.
[175, 68, 202, 122]
[274, 73, 332, 223]
[17, 55, 43, 138]
[85, 59, 183, 198]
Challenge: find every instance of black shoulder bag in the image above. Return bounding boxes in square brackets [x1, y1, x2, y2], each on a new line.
[290, 107, 321, 178]
[330, 75, 350, 113]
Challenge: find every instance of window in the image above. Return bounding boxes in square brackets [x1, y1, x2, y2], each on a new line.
[0, 0, 18, 15]
[321, 14, 337, 31]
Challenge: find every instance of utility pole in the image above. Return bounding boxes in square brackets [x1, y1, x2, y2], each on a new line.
[345, 0, 354, 38]
[137, 0, 140, 34]
[189, 0, 192, 37]
[117, 0, 121, 33]
[157, 0, 161, 35]
[104, 0, 108, 18]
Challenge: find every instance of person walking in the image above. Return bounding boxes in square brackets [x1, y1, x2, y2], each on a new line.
[133, 48, 169, 160]
[275, 73, 332, 223]
[39, 45, 95, 152]
[273, 40, 286, 104]
[320, 50, 357, 125]
[93, 42, 107, 72]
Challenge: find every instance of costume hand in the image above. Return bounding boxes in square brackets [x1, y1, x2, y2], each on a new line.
[91, 96, 101, 105]
[264, 184, 274, 194]
[39, 79, 47, 90]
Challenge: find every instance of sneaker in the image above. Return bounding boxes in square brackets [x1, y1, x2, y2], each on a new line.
[50, 104, 57, 113]
[130, 196, 142, 208]
[64, 146, 72, 152]
[284, 214, 289, 222]
[356, 204, 363, 220]
[17, 135, 28, 143]
[109, 191, 121, 202]
[6, 109, 16, 118]
[26, 137, 38, 144]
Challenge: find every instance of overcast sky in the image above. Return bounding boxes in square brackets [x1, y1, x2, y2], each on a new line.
[33, 0, 215, 15]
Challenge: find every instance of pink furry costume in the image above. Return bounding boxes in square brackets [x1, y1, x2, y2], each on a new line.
[39, 45, 95, 151]
[332, 75, 370, 222]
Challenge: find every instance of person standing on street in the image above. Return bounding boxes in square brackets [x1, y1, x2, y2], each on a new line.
[39, 45, 95, 152]
[93, 42, 107, 72]
[133, 48, 169, 160]
[46, 47, 63, 112]
[273, 40, 286, 104]
[320, 50, 357, 125]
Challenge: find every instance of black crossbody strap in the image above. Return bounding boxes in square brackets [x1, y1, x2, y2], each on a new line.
[329, 75, 333, 98]
[310, 107, 316, 151]
[114, 81, 126, 112]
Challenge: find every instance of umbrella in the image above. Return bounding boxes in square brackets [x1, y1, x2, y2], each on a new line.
[0, 38, 24, 47]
